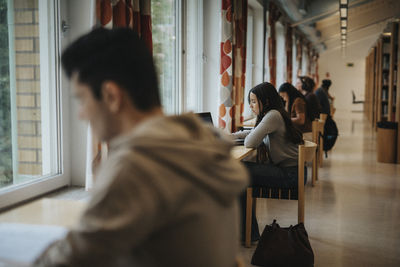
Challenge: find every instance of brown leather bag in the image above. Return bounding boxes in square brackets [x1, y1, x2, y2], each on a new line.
[251, 220, 314, 267]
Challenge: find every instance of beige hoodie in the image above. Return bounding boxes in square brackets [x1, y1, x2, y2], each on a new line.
[35, 113, 249, 267]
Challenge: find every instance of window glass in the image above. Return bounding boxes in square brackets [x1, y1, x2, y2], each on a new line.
[292, 34, 297, 84]
[184, 0, 202, 112]
[0, 0, 59, 189]
[244, 9, 253, 118]
[151, 0, 179, 114]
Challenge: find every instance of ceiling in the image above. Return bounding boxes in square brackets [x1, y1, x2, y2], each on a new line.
[274, 0, 400, 56]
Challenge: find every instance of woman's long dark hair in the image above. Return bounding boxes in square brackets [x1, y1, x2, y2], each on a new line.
[278, 82, 305, 114]
[248, 82, 303, 163]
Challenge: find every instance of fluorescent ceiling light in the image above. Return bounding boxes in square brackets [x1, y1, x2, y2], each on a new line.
[341, 34, 347, 40]
[341, 28, 347, 34]
[340, 0, 348, 5]
[340, 7, 347, 18]
[341, 20, 347, 27]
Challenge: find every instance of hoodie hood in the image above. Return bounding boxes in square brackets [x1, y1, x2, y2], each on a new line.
[109, 113, 249, 206]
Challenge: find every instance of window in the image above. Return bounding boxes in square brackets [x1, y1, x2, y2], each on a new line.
[292, 34, 297, 84]
[0, 0, 67, 209]
[243, 8, 254, 118]
[183, 0, 203, 112]
[302, 44, 308, 76]
[275, 21, 285, 87]
[151, 0, 181, 114]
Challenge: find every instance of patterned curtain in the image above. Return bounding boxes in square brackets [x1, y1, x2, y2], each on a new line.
[306, 43, 312, 75]
[85, 0, 153, 190]
[268, 2, 280, 87]
[219, 0, 248, 133]
[314, 52, 319, 86]
[296, 35, 302, 78]
[310, 50, 319, 86]
[96, 0, 152, 51]
[285, 23, 293, 84]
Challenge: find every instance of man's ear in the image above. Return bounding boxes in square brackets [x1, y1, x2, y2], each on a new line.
[101, 81, 123, 113]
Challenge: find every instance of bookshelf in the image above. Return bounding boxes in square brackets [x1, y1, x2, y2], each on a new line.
[388, 22, 398, 122]
[364, 46, 376, 126]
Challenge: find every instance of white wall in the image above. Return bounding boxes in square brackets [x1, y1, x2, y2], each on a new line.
[318, 35, 377, 113]
[65, 0, 95, 186]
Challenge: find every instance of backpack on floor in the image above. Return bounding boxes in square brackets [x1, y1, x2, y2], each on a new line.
[323, 115, 338, 157]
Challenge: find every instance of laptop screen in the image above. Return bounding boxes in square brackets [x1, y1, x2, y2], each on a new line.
[196, 112, 214, 125]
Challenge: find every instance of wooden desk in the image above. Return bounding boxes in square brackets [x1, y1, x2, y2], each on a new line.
[242, 117, 256, 127]
[231, 146, 255, 160]
[0, 198, 87, 227]
[0, 198, 87, 265]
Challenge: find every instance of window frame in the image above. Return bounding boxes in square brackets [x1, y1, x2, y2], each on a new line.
[0, 0, 70, 210]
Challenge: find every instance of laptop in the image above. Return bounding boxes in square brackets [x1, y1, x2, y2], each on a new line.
[196, 112, 214, 125]
[196, 112, 245, 146]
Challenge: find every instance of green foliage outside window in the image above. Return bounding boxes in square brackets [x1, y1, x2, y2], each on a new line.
[0, 0, 13, 186]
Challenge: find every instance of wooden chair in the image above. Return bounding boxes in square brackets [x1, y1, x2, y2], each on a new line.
[244, 141, 317, 248]
[318, 114, 327, 167]
[312, 119, 325, 183]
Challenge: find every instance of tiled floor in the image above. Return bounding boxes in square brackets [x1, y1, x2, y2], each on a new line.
[239, 111, 400, 266]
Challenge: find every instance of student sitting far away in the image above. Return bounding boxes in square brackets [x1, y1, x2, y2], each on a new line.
[315, 79, 332, 116]
[278, 82, 310, 133]
[232, 82, 304, 242]
[34, 28, 249, 267]
[296, 76, 321, 121]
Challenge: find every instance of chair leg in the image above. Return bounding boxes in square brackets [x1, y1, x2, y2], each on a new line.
[298, 150, 305, 224]
[245, 188, 253, 248]
[312, 149, 318, 186]
[319, 135, 324, 168]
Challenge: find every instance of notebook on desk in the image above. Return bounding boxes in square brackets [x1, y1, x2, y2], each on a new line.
[0, 223, 67, 266]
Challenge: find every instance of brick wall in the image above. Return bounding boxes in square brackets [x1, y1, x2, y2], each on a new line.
[14, 0, 42, 175]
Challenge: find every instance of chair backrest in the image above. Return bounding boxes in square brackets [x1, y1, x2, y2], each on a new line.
[301, 141, 317, 163]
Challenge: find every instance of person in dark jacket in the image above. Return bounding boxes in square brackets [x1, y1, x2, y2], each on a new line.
[295, 76, 321, 120]
[315, 79, 332, 115]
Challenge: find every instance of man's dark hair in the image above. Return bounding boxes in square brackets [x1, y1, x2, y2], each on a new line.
[322, 79, 332, 89]
[62, 27, 160, 111]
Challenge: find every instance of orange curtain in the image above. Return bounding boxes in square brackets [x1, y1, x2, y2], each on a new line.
[219, 0, 248, 132]
[96, 0, 152, 52]
[306, 43, 312, 75]
[268, 2, 280, 87]
[285, 24, 293, 84]
[296, 35, 303, 77]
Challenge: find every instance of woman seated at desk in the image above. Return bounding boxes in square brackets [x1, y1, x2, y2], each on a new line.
[278, 82, 310, 132]
[296, 76, 321, 123]
[232, 82, 304, 241]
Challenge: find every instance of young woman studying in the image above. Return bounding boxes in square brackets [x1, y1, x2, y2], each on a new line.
[232, 82, 304, 241]
[278, 82, 311, 132]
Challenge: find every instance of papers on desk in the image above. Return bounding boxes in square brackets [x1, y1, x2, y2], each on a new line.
[0, 223, 67, 266]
